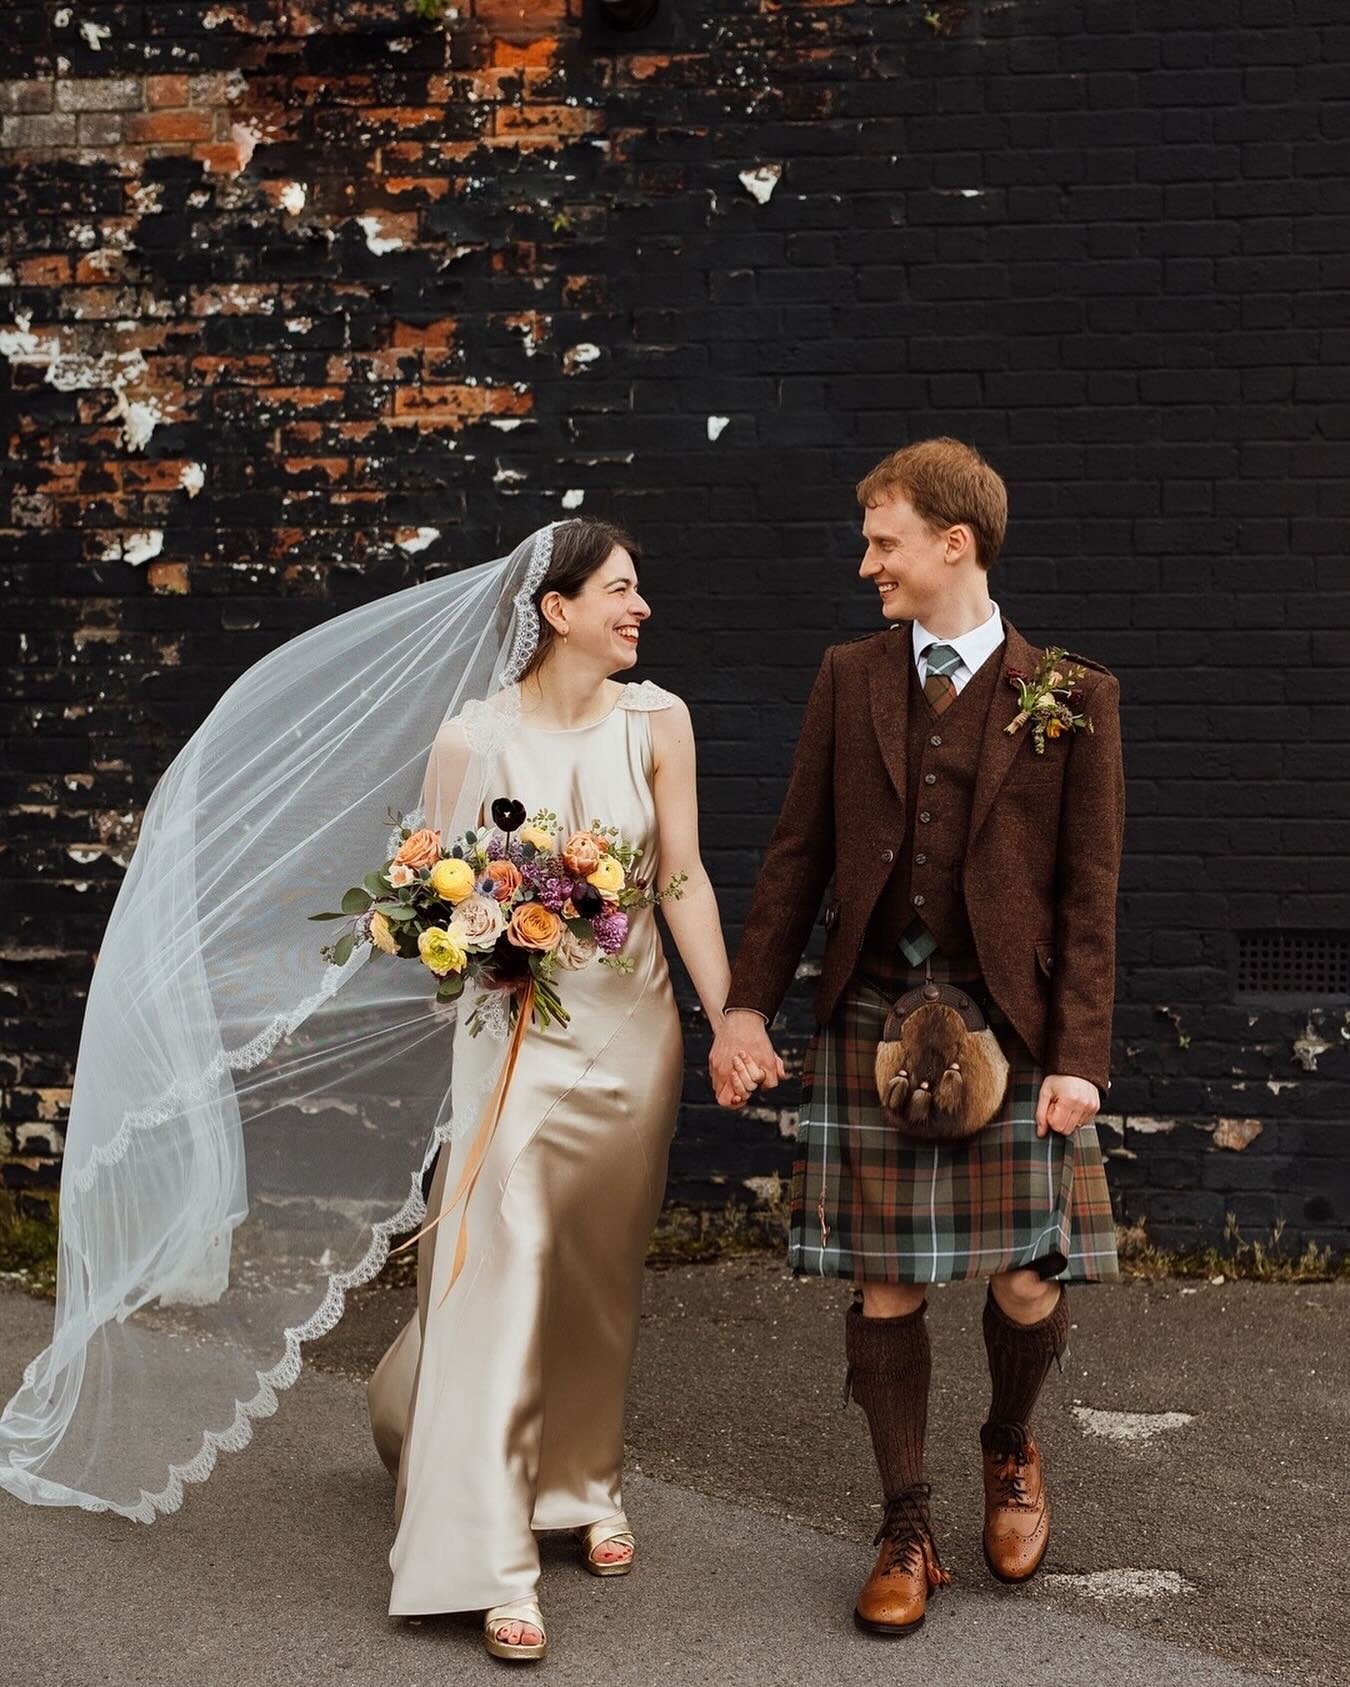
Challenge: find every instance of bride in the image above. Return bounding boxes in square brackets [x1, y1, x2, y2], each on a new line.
[367, 518, 763, 1658]
[0, 517, 762, 1665]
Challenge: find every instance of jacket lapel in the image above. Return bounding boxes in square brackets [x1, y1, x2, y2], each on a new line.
[968, 618, 1038, 846]
[868, 625, 912, 804]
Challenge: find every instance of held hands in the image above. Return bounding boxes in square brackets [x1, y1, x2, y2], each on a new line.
[1035, 1073, 1100, 1138]
[710, 1011, 787, 1110]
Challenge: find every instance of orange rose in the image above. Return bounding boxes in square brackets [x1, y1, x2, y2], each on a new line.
[393, 827, 441, 870]
[485, 859, 523, 904]
[506, 902, 563, 952]
[562, 830, 607, 877]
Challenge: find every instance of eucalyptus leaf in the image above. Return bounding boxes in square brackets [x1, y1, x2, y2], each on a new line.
[363, 871, 388, 898]
[307, 911, 348, 922]
[340, 887, 371, 915]
[332, 933, 355, 968]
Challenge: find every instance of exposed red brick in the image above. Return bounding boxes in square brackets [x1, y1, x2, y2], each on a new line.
[359, 106, 461, 133]
[192, 141, 251, 175]
[121, 462, 197, 493]
[189, 286, 281, 316]
[283, 458, 349, 482]
[474, 0, 567, 42]
[382, 140, 478, 167]
[492, 104, 602, 141]
[124, 110, 215, 145]
[392, 384, 533, 422]
[491, 37, 562, 69]
[146, 75, 192, 109]
[17, 255, 71, 285]
[191, 356, 275, 384]
[382, 176, 451, 201]
[563, 274, 606, 307]
[257, 387, 348, 413]
[146, 562, 190, 594]
[392, 319, 458, 349]
[36, 464, 81, 495]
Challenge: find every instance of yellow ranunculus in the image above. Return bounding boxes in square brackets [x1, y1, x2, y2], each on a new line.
[588, 855, 626, 896]
[519, 823, 555, 854]
[418, 925, 467, 977]
[428, 857, 476, 904]
[368, 910, 400, 955]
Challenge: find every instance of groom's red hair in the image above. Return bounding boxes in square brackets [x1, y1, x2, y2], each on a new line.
[856, 438, 1008, 570]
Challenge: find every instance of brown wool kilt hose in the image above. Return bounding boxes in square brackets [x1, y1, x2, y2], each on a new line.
[788, 949, 1120, 1284]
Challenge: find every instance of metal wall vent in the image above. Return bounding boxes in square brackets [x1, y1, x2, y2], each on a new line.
[1236, 932, 1350, 998]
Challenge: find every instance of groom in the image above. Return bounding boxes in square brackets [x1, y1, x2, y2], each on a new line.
[712, 438, 1125, 1635]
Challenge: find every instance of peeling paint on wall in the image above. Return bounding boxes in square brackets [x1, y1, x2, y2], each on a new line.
[738, 164, 781, 204]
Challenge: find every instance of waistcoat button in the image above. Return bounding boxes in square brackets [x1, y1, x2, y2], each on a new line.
[919, 811, 931, 823]
[924, 772, 937, 785]
[881, 848, 895, 864]
[914, 852, 927, 864]
[930, 734, 942, 747]
[912, 893, 925, 907]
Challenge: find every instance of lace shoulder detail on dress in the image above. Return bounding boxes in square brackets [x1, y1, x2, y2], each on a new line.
[455, 692, 522, 757]
[616, 680, 679, 713]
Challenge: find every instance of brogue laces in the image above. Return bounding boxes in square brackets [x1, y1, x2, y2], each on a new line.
[872, 1483, 951, 1587]
[984, 1422, 1036, 1508]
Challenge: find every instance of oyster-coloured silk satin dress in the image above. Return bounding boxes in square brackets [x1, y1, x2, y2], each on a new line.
[366, 681, 683, 1616]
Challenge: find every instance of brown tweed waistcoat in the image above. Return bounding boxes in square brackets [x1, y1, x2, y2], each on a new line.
[865, 640, 1004, 961]
[725, 618, 1127, 1092]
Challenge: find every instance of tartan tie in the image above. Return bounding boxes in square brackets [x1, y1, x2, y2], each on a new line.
[899, 642, 963, 963]
[922, 641, 963, 713]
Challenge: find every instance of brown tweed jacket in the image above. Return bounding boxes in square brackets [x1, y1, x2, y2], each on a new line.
[724, 619, 1126, 1092]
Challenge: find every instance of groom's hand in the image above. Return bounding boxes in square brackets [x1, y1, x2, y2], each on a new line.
[1035, 1073, 1100, 1138]
[711, 1011, 786, 1110]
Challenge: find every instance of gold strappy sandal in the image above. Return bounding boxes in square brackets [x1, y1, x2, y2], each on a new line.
[579, 1511, 636, 1577]
[483, 1596, 547, 1663]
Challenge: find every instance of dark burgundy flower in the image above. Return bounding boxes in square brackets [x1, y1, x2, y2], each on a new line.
[571, 882, 605, 919]
[1068, 689, 1084, 709]
[487, 940, 531, 983]
[491, 797, 527, 834]
[1005, 666, 1027, 684]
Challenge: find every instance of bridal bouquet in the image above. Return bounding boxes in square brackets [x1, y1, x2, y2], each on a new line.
[310, 797, 685, 1033]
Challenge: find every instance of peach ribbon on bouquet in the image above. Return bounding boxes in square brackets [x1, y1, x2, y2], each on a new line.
[391, 979, 535, 1309]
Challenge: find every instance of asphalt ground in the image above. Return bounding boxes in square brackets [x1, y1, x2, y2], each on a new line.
[1, 1260, 1344, 1685]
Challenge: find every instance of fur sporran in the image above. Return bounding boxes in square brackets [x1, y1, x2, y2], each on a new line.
[874, 981, 1009, 1144]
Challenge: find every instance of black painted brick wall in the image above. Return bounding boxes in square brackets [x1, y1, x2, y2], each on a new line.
[2, 0, 1348, 1253]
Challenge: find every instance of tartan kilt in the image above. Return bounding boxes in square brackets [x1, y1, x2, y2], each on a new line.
[788, 950, 1120, 1284]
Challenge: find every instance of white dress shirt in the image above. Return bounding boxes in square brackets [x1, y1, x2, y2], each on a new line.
[911, 600, 1005, 694]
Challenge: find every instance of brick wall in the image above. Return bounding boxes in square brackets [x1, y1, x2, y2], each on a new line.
[3, 0, 1348, 1255]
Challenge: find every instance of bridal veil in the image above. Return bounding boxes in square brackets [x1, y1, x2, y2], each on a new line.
[0, 524, 562, 1520]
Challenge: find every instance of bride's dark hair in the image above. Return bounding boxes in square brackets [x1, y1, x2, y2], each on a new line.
[517, 517, 642, 681]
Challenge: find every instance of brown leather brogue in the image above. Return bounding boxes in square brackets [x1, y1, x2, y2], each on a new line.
[981, 1420, 1050, 1583]
[853, 1483, 952, 1637]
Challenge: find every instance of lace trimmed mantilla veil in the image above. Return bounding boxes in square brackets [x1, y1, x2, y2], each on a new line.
[0, 523, 573, 1522]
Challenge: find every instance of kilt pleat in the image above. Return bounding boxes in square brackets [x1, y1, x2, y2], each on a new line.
[788, 951, 1119, 1284]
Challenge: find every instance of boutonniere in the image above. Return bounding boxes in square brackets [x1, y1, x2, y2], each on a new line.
[1004, 647, 1094, 754]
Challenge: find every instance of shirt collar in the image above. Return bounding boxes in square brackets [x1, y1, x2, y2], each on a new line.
[911, 600, 1004, 677]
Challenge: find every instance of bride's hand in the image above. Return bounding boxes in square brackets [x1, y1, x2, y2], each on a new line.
[710, 1012, 785, 1110]
[718, 1055, 766, 1109]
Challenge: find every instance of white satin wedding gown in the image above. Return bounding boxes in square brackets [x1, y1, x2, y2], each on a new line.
[366, 680, 683, 1615]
